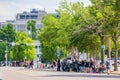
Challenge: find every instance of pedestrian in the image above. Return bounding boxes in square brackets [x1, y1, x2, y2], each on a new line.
[30, 60, 33, 69]
[57, 59, 61, 71]
[106, 58, 110, 75]
[90, 59, 93, 73]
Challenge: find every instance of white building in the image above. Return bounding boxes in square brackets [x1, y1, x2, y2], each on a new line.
[0, 9, 47, 65]
[0, 9, 47, 32]
[0, 9, 59, 65]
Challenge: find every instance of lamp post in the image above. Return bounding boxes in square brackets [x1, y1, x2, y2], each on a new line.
[5, 39, 8, 67]
[28, 26, 32, 39]
[30, 26, 32, 39]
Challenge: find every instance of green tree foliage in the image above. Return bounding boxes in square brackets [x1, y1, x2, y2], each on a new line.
[0, 23, 16, 61]
[39, 0, 120, 71]
[39, 14, 59, 62]
[27, 20, 37, 40]
[10, 32, 35, 61]
[0, 42, 6, 61]
[39, 1, 101, 62]
[89, 0, 120, 71]
[0, 23, 16, 42]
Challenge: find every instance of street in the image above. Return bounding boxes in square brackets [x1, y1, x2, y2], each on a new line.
[0, 67, 120, 80]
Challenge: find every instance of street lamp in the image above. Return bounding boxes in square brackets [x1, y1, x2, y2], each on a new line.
[28, 26, 32, 39]
[5, 38, 8, 67]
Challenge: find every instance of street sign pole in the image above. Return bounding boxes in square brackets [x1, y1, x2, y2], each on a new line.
[5, 49, 8, 67]
[57, 47, 60, 58]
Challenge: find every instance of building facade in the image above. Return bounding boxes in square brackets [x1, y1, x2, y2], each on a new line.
[0, 9, 46, 32]
[0, 9, 59, 65]
[0, 9, 47, 65]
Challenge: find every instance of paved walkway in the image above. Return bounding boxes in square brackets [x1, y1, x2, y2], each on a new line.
[0, 72, 2, 80]
[35, 67, 120, 75]
[0, 67, 120, 80]
[111, 71, 120, 75]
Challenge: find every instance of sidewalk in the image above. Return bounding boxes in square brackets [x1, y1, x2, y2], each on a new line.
[34, 68, 56, 72]
[0, 72, 2, 80]
[111, 71, 120, 75]
[33, 68, 120, 75]
[110, 66, 120, 75]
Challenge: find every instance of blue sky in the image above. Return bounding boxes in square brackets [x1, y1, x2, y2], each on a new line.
[0, 0, 91, 22]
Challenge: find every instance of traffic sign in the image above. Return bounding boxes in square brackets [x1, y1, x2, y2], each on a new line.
[101, 45, 105, 49]
[80, 53, 87, 60]
[57, 48, 60, 57]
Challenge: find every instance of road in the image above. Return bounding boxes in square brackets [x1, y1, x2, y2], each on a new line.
[0, 67, 120, 80]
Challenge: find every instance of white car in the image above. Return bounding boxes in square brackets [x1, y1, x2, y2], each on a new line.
[110, 58, 120, 65]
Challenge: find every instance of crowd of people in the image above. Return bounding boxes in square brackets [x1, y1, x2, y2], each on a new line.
[61, 58, 110, 74]
[0, 58, 111, 75]
[0, 60, 34, 69]
[38, 58, 111, 75]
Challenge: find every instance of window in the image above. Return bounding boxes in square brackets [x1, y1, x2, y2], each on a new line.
[20, 15, 25, 19]
[30, 15, 38, 19]
[26, 15, 30, 19]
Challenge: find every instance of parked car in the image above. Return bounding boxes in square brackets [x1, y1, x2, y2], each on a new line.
[61, 57, 72, 72]
[111, 58, 120, 65]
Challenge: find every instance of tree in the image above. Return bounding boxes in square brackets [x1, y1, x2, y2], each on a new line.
[0, 42, 6, 61]
[0, 23, 16, 61]
[80, 0, 120, 70]
[56, 1, 87, 58]
[104, 0, 120, 71]
[39, 0, 120, 67]
[0, 23, 16, 42]
[39, 1, 99, 61]
[77, 0, 116, 64]
[71, 31, 101, 60]
[39, 14, 60, 62]
[27, 20, 37, 40]
[10, 31, 35, 61]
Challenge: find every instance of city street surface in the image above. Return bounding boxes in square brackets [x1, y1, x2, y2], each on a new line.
[0, 67, 120, 80]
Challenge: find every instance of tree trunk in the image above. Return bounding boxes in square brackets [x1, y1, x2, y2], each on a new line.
[93, 50, 97, 61]
[100, 36, 105, 64]
[113, 32, 118, 71]
[71, 46, 74, 60]
[108, 36, 111, 59]
[66, 46, 68, 57]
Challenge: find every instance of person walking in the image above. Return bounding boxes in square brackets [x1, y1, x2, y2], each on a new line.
[30, 60, 33, 69]
[106, 59, 110, 75]
[57, 59, 61, 71]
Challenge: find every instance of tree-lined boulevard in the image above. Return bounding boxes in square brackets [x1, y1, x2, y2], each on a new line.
[0, 0, 120, 79]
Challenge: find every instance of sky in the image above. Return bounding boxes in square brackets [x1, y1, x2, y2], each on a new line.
[0, 0, 91, 22]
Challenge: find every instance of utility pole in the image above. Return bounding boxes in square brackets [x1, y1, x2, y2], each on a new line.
[28, 26, 32, 39]
[5, 40, 8, 67]
[31, 26, 32, 39]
